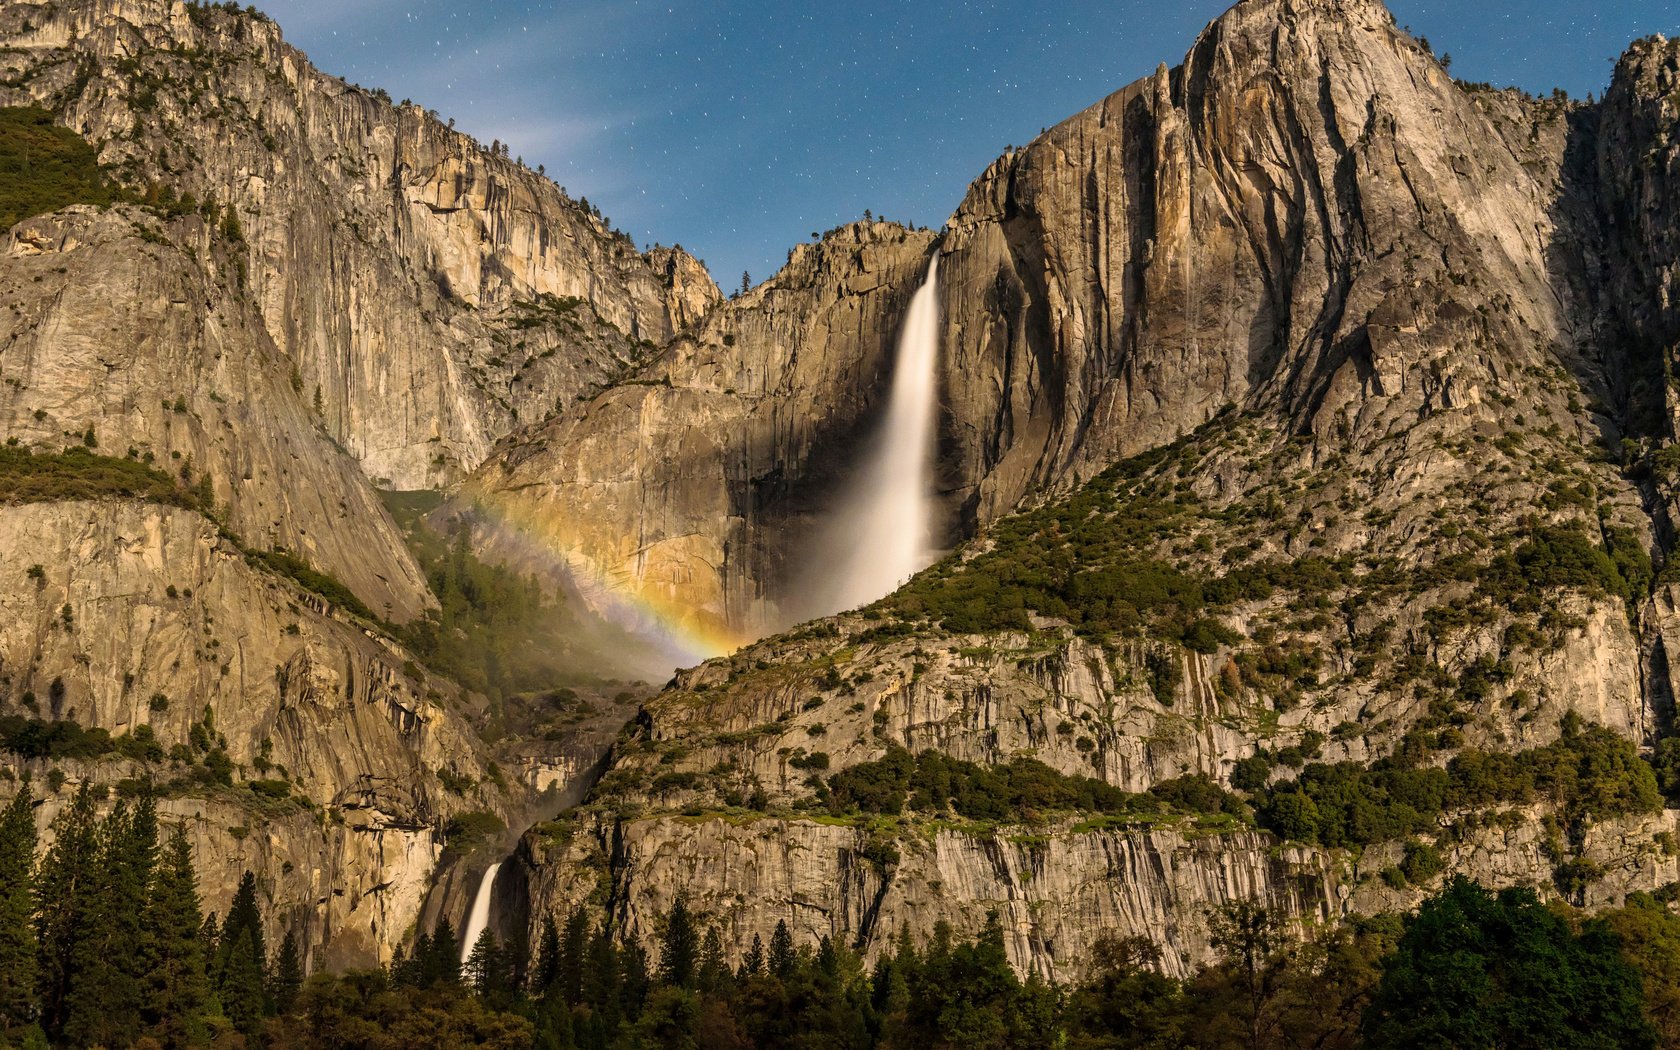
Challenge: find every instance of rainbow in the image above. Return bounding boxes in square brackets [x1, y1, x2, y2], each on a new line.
[463, 496, 754, 669]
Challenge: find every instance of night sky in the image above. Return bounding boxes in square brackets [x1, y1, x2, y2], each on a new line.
[256, 0, 1680, 289]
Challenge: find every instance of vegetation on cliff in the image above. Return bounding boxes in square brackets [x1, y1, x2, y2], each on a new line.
[0, 445, 213, 513]
[0, 107, 121, 230]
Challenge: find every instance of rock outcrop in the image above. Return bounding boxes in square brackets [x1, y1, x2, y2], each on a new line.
[0, 498, 519, 967]
[0, 0, 720, 493]
[5, 0, 1680, 984]
[467, 0, 1658, 650]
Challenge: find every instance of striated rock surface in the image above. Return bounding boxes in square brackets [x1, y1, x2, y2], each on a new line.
[462, 223, 937, 643]
[467, 0, 1657, 649]
[0, 207, 431, 620]
[0, 0, 720, 492]
[512, 803, 1680, 982]
[5, 0, 1680, 984]
[0, 498, 524, 967]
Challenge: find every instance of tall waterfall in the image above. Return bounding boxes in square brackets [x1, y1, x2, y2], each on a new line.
[816, 255, 942, 615]
[459, 861, 502, 964]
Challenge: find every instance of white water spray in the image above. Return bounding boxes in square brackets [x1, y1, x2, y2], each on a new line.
[815, 255, 942, 615]
[460, 861, 501, 964]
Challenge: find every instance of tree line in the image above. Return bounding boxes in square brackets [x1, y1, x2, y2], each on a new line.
[269, 881, 1671, 1050]
[4, 776, 1675, 1048]
[0, 781, 300, 1048]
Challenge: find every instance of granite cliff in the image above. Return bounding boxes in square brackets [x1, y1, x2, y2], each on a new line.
[3, 0, 1680, 984]
[487, 0, 1680, 978]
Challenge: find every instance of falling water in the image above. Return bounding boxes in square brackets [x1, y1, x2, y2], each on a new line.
[459, 861, 502, 964]
[815, 255, 942, 615]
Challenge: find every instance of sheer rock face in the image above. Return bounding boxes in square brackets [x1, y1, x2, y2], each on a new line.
[938, 0, 1578, 520]
[463, 0, 1616, 643]
[0, 500, 517, 969]
[0, 0, 719, 492]
[0, 209, 431, 621]
[461, 224, 937, 642]
[514, 806, 1680, 982]
[2, 0, 1680, 982]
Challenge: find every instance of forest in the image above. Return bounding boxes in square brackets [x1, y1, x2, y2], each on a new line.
[0, 771, 1674, 1048]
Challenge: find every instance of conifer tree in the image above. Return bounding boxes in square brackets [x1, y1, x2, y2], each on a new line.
[533, 913, 561, 995]
[269, 931, 303, 1015]
[559, 907, 587, 1006]
[33, 782, 98, 1039]
[65, 795, 157, 1048]
[619, 940, 650, 1019]
[394, 935, 427, 987]
[658, 895, 699, 989]
[0, 779, 37, 1032]
[198, 911, 219, 967]
[428, 919, 461, 986]
[741, 933, 765, 979]
[769, 920, 796, 979]
[218, 926, 266, 1036]
[697, 927, 729, 995]
[219, 870, 266, 973]
[583, 923, 621, 1027]
[466, 928, 504, 994]
[142, 825, 210, 1048]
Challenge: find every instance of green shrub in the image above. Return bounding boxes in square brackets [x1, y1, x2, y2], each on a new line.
[0, 107, 123, 229]
[443, 810, 505, 852]
[826, 746, 1245, 825]
[1258, 716, 1660, 848]
[0, 445, 212, 512]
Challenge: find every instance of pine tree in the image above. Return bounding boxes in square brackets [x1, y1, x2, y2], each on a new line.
[466, 928, 504, 994]
[218, 926, 266, 1035]
[533, 913, 562, 995]
[741, 933, 765, 979]
[269, 931, 303, 1015]
[33, 781, 98, 1040]
[198, 912, 219, 961]
[697, 927, 729, 995]
[428, 919, 461, 986]
[0, 779, 38, 1031]
[619, 940, 650, 1019]
[219, 870, 266, 973]
[658, 895, 699, 989]
[215, 870, 268, 1034]
[769, 920, 796, 979]
[583, 922, 621, 1026]
[141, 825, 210, 1048]
[560, 907, 587, 1006]
[64, 795, 157, 1048]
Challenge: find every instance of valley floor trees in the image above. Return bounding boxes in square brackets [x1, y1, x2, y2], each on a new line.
[0, 780, 296, 1048]
[253, 880, 1672, 1050]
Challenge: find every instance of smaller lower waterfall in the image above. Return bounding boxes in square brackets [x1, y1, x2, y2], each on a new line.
[459, 861, 502, 964]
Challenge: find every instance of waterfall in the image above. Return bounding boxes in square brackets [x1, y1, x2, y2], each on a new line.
[460, 861, 501, 964]
[815, 255, 942, 615]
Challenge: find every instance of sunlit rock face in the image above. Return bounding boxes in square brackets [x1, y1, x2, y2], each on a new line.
[0, 0, 720, 494]
[458, 223, 940, 648]
[0, 499, 519, 969]
[465, 0, 1651, 646]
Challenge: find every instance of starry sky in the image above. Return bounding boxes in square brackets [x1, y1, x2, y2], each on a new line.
[257, 0, 1679, 289]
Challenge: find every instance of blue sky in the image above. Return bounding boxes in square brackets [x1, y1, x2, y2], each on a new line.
[257, 0, 1680, 288]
